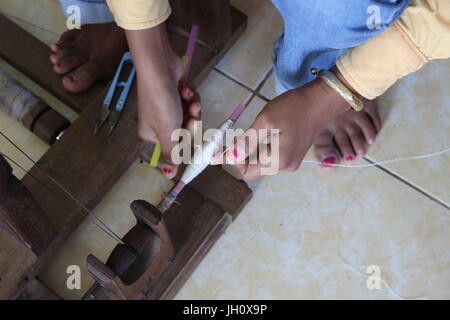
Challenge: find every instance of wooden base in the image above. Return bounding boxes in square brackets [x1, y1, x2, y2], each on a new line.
[0, 5, 248, 300]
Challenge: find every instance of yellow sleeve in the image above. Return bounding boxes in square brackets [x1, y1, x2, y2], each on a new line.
[336, 0, 450, 99]
[106, 0, 171, 30]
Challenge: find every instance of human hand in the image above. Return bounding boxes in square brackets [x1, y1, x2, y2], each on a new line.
[219, 74, 352, 181]
[126, 25, 201, 179]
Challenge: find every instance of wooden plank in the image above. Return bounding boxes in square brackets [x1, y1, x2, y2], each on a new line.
[17, 278, 61, 300]
[0, 229, 37, 299]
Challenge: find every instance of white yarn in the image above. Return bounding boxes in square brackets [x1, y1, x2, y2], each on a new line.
[217, 146, 450, 169]
[337, 198, 428, 300]
[304, 147, 450, 168]
[0, 70, 39, 121]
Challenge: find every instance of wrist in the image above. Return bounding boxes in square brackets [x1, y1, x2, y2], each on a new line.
[307, 78, 350, 122]
[331, 66, 363, 100]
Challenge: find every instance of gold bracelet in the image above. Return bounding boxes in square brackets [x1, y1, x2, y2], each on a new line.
[311, 68, 364, 112]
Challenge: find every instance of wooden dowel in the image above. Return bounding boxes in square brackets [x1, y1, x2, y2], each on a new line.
[0, 71, 70, 144]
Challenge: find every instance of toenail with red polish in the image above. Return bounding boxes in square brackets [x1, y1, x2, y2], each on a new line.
[67, 75, 74, 82]
[323, 156, 336, 165]
[163, 168, 173, 174]
[345, 156, 354, 161]
[56, 63, 61, 68]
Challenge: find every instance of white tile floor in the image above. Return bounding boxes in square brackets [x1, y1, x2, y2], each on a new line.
[0, 0, 449, 299]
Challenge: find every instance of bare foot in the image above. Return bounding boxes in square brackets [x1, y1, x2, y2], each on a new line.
[50, 23, 127, 93]
[314, 99, 382, 170]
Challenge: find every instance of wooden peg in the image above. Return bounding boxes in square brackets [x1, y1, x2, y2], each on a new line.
[85, 200, 174, 300]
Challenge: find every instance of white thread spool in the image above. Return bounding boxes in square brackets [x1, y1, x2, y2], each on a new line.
[0, 70, 38, 121]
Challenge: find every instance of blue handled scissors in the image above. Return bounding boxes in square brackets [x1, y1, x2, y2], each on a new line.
[94, 52, 136, 136]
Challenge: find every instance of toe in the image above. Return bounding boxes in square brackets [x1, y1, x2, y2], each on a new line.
[346, 127, 366, 157]
[50, 47, 73, 66]
[62, 61, 103, 93]
[54, 52, 88, 74]
[365, 99, 382, 133]
[57, 29, 80, 46]
[335, 131, 356, 160]
[354, 112, 377, 145]
[314, 130, 340, 171]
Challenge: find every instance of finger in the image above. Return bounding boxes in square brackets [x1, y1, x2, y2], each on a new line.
[156, 124, 184, 179]
[160, 160, 178, 180]
[188, 101, 201, 119]
[235, 144, 282, 181]
[220, 125, 269, 166]
[140, 123, 177, 179]
[179, 80, 199, 103]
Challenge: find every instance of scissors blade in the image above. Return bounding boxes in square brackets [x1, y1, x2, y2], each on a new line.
[94, 105, 110, 135]
[94, 52, 133, 134]
[106, 109, 121, 136]
[106, 67, 136, 136]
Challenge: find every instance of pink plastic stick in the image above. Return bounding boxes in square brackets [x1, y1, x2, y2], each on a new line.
[182, 25, 200, 81]
[229, 103, 246, 122]
[170, 181, 186, 196]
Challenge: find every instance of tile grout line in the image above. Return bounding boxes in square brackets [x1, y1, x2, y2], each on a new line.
[364, 157, 450, 210]
[255, 68, 274, 101]
[213, 67, 271, 104]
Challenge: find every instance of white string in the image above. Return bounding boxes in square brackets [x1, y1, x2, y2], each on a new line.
[304, 147, 450, 168]
[337, 197, 428, 300]
[217, 145, 450, 169]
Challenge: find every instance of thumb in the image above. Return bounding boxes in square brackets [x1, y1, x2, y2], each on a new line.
[157, 129, 181, 180]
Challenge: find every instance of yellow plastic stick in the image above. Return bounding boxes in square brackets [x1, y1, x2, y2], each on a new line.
[150, 140, 162, 167]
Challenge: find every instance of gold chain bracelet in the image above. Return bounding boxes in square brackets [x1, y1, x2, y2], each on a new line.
[311, 68, 364, 112]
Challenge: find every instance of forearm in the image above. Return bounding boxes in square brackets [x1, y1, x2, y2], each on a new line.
[126, 25, 177, 91]
[125, 25, 182, 144]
